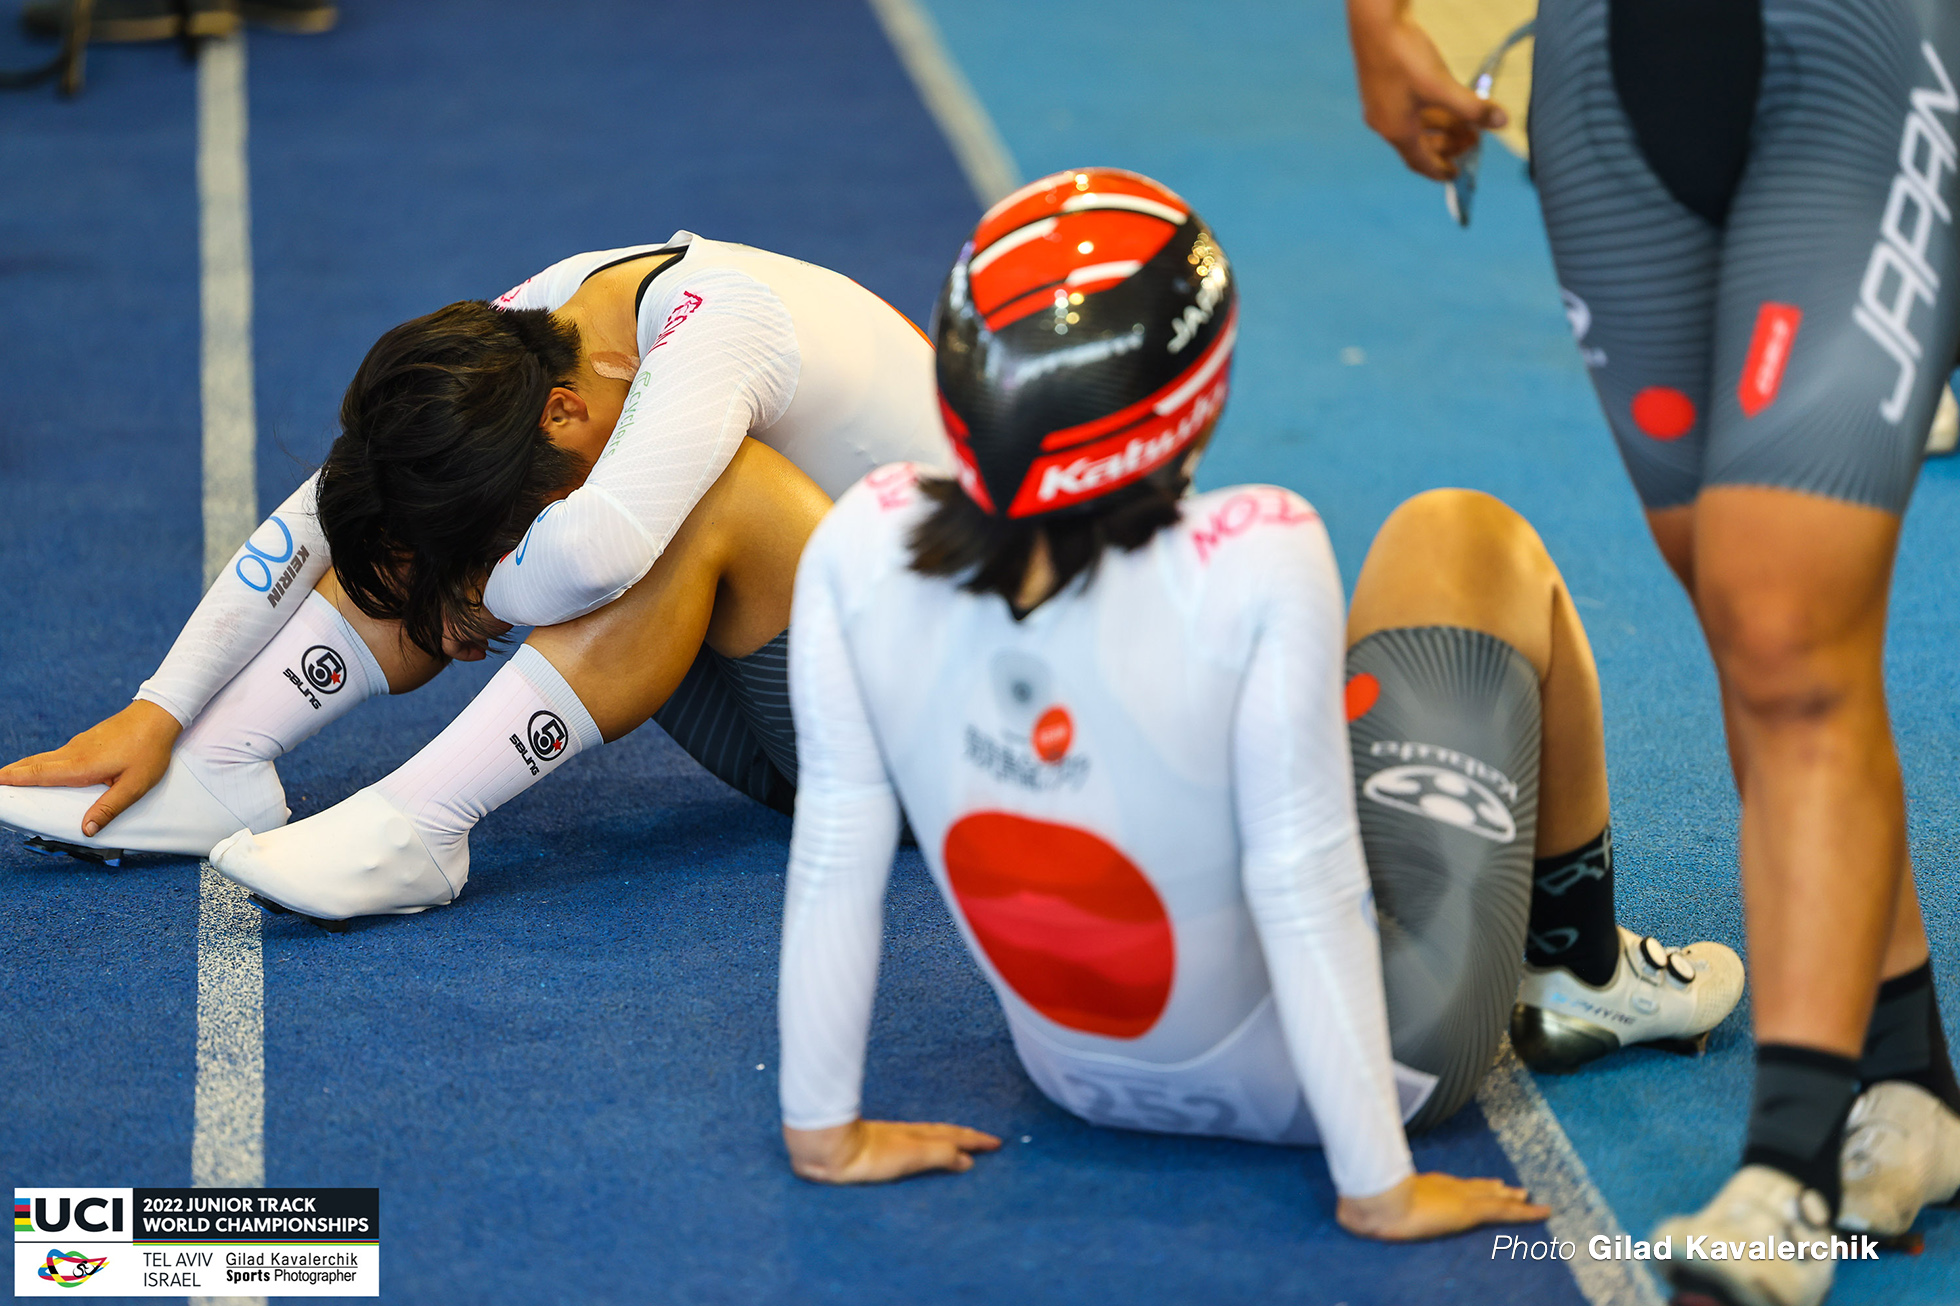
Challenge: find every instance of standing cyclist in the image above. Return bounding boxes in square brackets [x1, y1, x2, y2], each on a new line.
[1349, 2, 1960, 1302]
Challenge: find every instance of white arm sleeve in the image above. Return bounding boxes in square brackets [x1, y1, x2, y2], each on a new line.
[1233, 528, 1415, 1201]
[135, 474, 333, 727]
[481, 266, 799, 629]
[777, 510, 903, 1130]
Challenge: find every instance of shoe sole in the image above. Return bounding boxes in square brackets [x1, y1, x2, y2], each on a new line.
[20, 834, 123, 868]
[1512, 1002, 1713, 1073]
[1667, 1268, 1766, 1306]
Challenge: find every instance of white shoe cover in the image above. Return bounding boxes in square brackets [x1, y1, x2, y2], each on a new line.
[1655, 1165, 1835, 1306]
[1513, 925, 1744, 1071]
[1839, 1080, 1960, 1237]
[0, 751, 287, 857]
[210, 787, 457, 921]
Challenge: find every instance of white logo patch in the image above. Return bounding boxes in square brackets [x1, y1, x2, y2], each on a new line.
[1362, 764, 1517, 844]
[1853, 40, 1958, 423]
[1560, 287, 1607, 369]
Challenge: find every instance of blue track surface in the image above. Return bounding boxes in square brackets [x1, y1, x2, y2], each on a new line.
[2, 2, 1955, 1303]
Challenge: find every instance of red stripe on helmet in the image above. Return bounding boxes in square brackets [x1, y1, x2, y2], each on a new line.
[1037, 308, 1236, 454]
[974, 168, 1191, 256]
[1003, 307, 1237, 518]
[973, 209, 1179, 331]
[938, 395, 996, 514]
[979, 281, 1070, 334]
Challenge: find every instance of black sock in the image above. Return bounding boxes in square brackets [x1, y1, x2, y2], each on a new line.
[1525, 826, 1619, 987]
[1743, 1044, 1860, 1217]
[1859, 962, 1960, 1113]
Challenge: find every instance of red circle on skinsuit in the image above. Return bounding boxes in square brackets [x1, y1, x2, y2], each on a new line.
[943, 812, 1173, 1039]
[1630, 386, 1697, 440]
[1032, 706, 1073, 762]
[1345, 673, 1380, 722]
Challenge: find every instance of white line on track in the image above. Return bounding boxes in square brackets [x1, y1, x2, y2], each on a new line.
[1479, 1039, 1666, 1306]
[865, 0, 1021, 206]
[198, 33, 260, 585]
[192, 30, 267, 1306]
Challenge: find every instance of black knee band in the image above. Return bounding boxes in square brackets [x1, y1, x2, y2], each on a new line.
[1347, 626, 1541, 1131]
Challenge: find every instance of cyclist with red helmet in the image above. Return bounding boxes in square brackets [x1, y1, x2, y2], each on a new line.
[775, 170, 1741, 1238]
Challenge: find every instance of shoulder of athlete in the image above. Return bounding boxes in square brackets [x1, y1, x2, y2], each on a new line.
[803, 463, 933, 587]
[633, 256, 794, 359]
[1163, 484, 1343, 653]
[494, 244, 665, 313]
[1173, 484, 1330, 574]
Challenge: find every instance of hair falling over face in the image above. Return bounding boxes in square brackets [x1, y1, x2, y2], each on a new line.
[317, 302, 591, 658]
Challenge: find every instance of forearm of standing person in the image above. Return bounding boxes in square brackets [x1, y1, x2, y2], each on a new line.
[1345, 0, 1506, 180]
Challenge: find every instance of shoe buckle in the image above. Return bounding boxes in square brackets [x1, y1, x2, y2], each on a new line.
[1638, 936, 1696, 986]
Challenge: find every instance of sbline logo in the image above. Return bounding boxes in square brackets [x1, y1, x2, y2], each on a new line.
[528, 711, 569, 762]
[301, 645, 347, 695]
[39, 1249, 109, 1287]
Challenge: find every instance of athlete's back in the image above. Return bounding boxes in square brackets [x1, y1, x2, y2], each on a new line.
[493, 233, 943, 500]
[781, 464, 1419, 1198]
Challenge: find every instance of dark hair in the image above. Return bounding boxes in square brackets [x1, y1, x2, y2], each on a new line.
[318, 302, 588, 658]
[906, 465, 1189, 612]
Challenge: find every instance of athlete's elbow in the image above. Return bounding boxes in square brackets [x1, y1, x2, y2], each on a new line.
[489, 551, 646, 629]
[557, 548, 647, 617]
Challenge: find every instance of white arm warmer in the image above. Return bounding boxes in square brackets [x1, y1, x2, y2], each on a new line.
[1234, 529, 1416, 1201]
[135, 473, 333, 727]
[481, 266, 799, 629]
[776, 513, 903, 1130]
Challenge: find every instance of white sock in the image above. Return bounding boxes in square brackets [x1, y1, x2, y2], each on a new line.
[373, 645, 602, 881]
[177, 589, 389, 826]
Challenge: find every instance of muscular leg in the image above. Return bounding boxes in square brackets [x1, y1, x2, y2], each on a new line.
[1345, 490, 1583, 1122]
[1689, 488, 1914, 1054]
[1653, 496, 1931, 997]
[1349, 488, 1607, 856]
[314, 568, 448, 696]
[1346, 490, 1742, 1092]
[527, 437, 830, 740]
[210, 439, 830, 919]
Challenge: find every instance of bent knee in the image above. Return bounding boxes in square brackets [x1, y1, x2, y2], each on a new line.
[1382, 487, 1521, 537]
[1382, 489, 1544, 560]
[1370, 488, 1557, 595]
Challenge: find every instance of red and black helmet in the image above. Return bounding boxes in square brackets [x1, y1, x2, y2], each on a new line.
[933, 168, 1237, 519]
